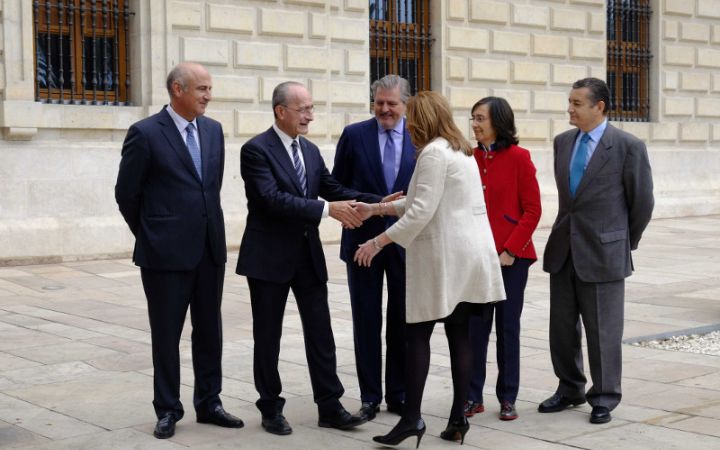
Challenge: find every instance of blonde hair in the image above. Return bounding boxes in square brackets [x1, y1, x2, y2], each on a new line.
[406, 91, 472, 156]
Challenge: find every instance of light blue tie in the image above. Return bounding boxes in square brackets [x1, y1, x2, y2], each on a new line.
[383, 129, 396, 193]
[185, 123, 202, 180]
[569, 133, 591, 196]
[291, 140, 307, 196]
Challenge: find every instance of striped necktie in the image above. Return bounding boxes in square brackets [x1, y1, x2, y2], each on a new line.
[291, 140, 307, 196]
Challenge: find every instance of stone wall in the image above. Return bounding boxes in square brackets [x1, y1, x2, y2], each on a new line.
[165, 0, 372, 140]
[437, 0, 720, 225]
[162, 0, 375, 256]
[0, 0, 719, 263]
[442, 0, 605, 140]
[0, 1, 4, 98]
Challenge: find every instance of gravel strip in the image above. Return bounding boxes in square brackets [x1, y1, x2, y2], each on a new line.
[633, 330, 720, 356]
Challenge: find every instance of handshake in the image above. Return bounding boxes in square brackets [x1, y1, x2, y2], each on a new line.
[329, 191, 404, 229]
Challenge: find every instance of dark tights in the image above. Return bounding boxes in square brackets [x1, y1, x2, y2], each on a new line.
[402, 318, 472, 423]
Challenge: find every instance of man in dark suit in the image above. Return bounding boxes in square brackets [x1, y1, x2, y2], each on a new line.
[236, 81, 382, 436]
[540, 78, 654, 424]
[115, 62, 243, 439]
[332, 75, 415, 421]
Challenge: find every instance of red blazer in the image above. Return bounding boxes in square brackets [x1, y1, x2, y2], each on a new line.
[474, 143, 541, 261]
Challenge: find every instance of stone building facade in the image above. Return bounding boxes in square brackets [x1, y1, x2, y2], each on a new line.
[1, 0, 719, 263]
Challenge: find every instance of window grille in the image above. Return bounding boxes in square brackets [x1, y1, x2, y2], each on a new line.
[33, 0, 133, 105]
[369, 0, 432, 97]
[607, 0, 652, 121]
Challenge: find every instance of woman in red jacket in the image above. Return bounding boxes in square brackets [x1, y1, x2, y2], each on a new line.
[464, 96, 542, 421]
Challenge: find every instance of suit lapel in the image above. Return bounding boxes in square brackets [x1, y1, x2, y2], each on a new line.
[360, 120, 388, 193]
[395, 123, 415, 193]
[558, 130, 578, 199]
[197, 116, 212, 183]
[299, 137, 315, 197]
[266, 128, 305, 196]
[158, 108, 202, 184]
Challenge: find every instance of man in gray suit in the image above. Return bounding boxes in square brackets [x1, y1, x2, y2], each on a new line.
[539, 78, 654, 424]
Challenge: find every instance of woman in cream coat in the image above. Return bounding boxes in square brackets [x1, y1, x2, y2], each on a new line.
[354, 91, 505, 447]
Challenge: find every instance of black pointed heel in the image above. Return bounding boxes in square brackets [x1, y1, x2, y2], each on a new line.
[373, 418, 426, 448]
[440, 417, 469, 445]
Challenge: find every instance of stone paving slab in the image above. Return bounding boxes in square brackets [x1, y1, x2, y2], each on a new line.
[0, 421, 52, 449]
[0, 393, 103, 441]
[561, 422, 720, 449]
[1, 215, 720, 449]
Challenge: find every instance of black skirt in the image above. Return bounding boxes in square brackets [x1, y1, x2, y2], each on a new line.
[436, 301, 496, 324]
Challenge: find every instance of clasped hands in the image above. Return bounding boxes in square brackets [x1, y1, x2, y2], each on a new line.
[328, 191, 403, 230]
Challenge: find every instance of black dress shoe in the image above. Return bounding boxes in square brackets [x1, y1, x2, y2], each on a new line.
[386, 401, 404, 415]
[357, 401, 380, 421]
[318, 407, 367, 430]
[153, 414, 177, 439]
[440, 417, 469, 445]
[373, 418, 426, 449]
[196, 405, 244, 428]
[537, 392, 586, 413]
[262, 414, 292, 435]
[590, 406, 611, 424]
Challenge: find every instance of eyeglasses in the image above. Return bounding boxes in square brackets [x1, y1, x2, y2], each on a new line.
[281, 104, 315, 115]
[469, 115, 488, 124]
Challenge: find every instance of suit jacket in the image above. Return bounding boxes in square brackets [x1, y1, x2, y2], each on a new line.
[115, 107, 226, 270]
[474, 144, 541, 260]
[385, 137, 506, 323]
[332, 117, 416, 263]
[543, 123, 654, 282]
[236, 127, 381, 284]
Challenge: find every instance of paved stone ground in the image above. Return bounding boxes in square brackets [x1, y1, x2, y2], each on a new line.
[1, 215, 719, 449]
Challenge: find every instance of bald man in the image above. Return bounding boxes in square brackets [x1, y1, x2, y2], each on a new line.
[237, 81, 380, 435]
[116, 62, 243, 439]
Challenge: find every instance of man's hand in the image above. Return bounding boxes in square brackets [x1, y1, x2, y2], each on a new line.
[382, 191, 404, 203]
[329, 200, 363, 229]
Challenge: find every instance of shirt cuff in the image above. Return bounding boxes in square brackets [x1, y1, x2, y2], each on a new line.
[321, 200, 329, 219]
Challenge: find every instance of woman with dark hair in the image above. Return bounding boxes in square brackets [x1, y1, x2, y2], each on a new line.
[353, 91, 506, 447]
[464, 96, 541, 421]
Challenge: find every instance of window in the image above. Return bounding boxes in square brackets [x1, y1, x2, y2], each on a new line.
[369, 1, 432, 97]
[606, 0, 652, 122]
[33, 0, 133, 105]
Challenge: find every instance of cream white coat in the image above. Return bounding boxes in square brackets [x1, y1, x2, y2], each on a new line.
[386, 137, 506, 323]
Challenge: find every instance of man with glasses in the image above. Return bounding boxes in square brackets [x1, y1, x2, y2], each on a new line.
[236, 81, 381, 436]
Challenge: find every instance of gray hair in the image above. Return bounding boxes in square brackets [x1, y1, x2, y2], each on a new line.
[371, 75, 411, 104]
[272, 81, 305, 116]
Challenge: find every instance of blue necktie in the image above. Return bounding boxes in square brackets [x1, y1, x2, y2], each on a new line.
[569, 133, 591, 196]
[383, 129, 396, 193]
[185, 123, 202, 180]
[291, 140, 307, 196]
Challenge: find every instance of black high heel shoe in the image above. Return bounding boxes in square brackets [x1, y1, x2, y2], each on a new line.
[440, 417, 469, 445]
[373, 418, 426, 448]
